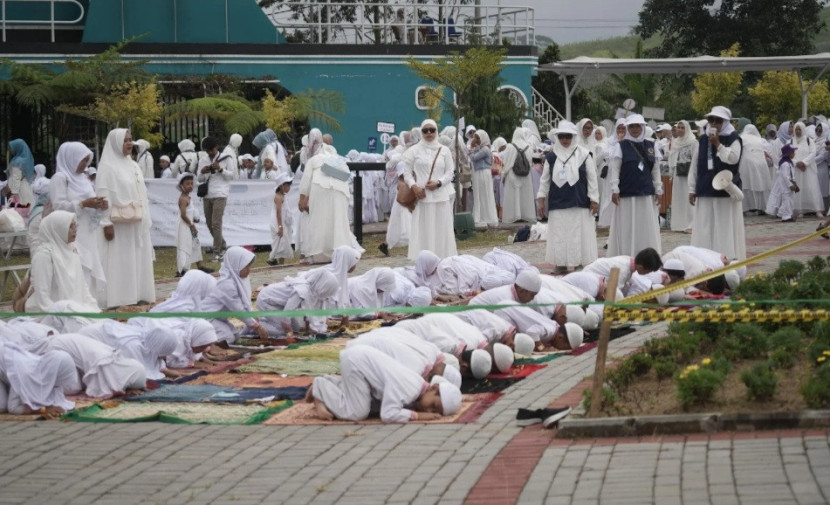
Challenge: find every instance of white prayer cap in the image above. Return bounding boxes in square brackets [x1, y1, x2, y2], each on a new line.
[668, 288, 686, 302]
[662, 259, 685, 274]
[470, 349, 492, 379]
[177, 171, 195, 184]
[442, 352, 460, 370]
[514, 333, 535, 356]
[565, 305, 586, 328]
[656, 123, 672, 132]
[555, 120, 578, 136]
[438, 380, 462, 416]
[515, 270, 541, 293]
[732, 261, 748, 279]
[86, 167, 97, 176]
[273, 172, 292, 188]
[652, 285, 670, 305]
[625, 114, 646, 126]
[724, 270, 740, 290]
[407, 286, 433, 307]
[706, 105, 732, 121]
[582, 309, 600, 330]
[493, 343, 514, 373]
[240, 153, 255, 162]
[441, 363, 462, 388]
[565, 322, 583, 350]
[159, 155, 170, 163]
[229, 133, 243, 148]
[347, 149, 360, 161]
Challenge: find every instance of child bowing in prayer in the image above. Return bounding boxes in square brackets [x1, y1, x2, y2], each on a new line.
[267, 172, 294, 266]
[176, 173, 213, 277]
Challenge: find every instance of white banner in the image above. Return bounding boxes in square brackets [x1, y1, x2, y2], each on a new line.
[146, 180, 275, 247]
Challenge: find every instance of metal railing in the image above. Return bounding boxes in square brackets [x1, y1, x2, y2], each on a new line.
[1, 0, 85, 42]
[531, 86, 564, 133]
[262, 1, 534, 46]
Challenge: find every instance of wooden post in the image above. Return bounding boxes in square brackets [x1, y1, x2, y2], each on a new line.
[589, 267, 620, 418]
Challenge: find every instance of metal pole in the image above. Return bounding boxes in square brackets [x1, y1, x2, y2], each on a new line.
[563, 75, 572, 121]
[589, 267, 620, 418]
[353, 170, 363, 244]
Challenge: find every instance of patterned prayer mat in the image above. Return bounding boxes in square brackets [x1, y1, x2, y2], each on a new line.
[486, 363, 547, 380]
[326, 318, 384, 335]
[189, 373, 314, 389]
[263, 393, 500, 426]
[514, 351, 568, 365]
[126, 384, 308, 403]
[63, 400, 291, 425]
[235, 358, 341, 375]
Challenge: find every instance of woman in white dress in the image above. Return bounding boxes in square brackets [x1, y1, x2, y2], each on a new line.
[95, 129, 155, 307]
[668, 120, 696, 232]
[402, 119, 457, 260]
[491, 136, 507, 221]
[790, 121, 825, 216]
[739, 125, 773, 213]
[536, 120, 599, 272]
[79, 322, 178, 381]
[378, 153, 411, 255]
[815, 122, 830, 211]
[135, 139, 154, 179]
[500, 127, 537, 223]
[598, 120, 626, 229]
[469, 129, 498, 227]
[25, 210, 100, 314]
[5, 139, 36, 208]
[49, 142, 107, 304]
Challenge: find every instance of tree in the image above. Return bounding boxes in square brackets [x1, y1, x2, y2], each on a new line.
[748, 71, 830, 126]
[691, 44, 744, 116]
[635, 0, 828, 57]
[460, 74, 525, 140]
[164, 94, 263, 137]
[531, 42, 588, 119]
[261, 88, 345, 135]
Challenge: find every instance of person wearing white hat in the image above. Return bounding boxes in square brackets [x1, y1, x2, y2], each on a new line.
[401, 119, 458, 261]
[537, 120, 599, 274]
[607, 113, 663, 256]
[175, 172, 212, 277]
[468, 269, 541, 306]
[173, 138, 199, 178]
[453, 308, 517, 348]
[267, 171, 295, 266]
[563, 322, 584, 350]
[395, 313, 490, 378]
[255, 269, 339, 336]
[347, 327, 454, 385]
[159, 155, 172, 178]
[134, 139, 154, 180]
[688, 105, 746, 260]
[494, 299, 560, 346]
[238, 154, 256, 179]
[492, 343, 514, 373]
[434, 254, 514, 296]
[468, 349, 492, 379]
[309, 345, 462, 423]
[661, 258, 686, 283]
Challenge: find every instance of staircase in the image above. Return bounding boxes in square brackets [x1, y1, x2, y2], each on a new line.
[531, 87, 565, 134]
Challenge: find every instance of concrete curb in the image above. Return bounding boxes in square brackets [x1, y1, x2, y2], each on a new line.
[556, 410, 830, 438]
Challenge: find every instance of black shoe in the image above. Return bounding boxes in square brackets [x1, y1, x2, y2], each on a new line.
[542, 406, 572, 428]
[266, 259, 279, 266]
[197, 266, 215, 274]
[817, 224, 830, 239]
[378, 243, 389, 257]
[515, 408, 544, 426]
[175, 270, 184, 278]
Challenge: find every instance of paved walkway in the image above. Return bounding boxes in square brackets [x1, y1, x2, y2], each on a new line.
[1, 215, 828, 505]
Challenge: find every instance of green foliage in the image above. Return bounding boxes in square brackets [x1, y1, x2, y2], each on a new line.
[606, 360, 637, 392]
[581, 386, 618, 413]
[715, 323, 769, 361]
[731, 273, 791, 301]
[807, 256, 828, 273]
[807, 322, 830, 363]
[691, 44, 743, 115]
[741, 362, 778, 401]
[629, 353, 653, 376]
[676, 362, 726, 408]
[460, 74, 526, 140]
[748, 71, 830, 126]
[261, 88, 345, 135]
[653, 357, 678, 380]
[773, 260, 806, 283]
[769, 347, 797, 370]
[164, 93, 263, 136]
[801, 363, 830, 409]
[769, 327, 806, 353]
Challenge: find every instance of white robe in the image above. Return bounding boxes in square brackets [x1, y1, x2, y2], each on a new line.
[494, 300, 559, 343]
[299, 154, 354, 260]
[790, 135, 824, 214]
[79, 320, 177, 381]
[396, 313, 488, 357]
[435, 255, 514, 296]
[767, 160, 796, 220]
[312, 346, 427, 423]
[467, 284, 518, 307]
[500, 142, 537, 223]
[739, 131, 772, 212]
[481, 247, 537, 278]
[177, 194, 203, 272]
[453, 308, 515, 345]
[0, 342, 78, 414]
[469, 146, 499, 226]
[269, 194, 294, 261]
[668, 143, 695, 231]
[346, 327, 441, 378]
[582, 256, 635, 287]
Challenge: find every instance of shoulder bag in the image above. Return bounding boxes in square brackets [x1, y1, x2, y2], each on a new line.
[396, 148, 441, 212]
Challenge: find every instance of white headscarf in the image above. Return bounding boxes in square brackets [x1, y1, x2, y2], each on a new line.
[623, 115, 647, 142]
[40, 300, 96, 333]
[348, 267, 397, 309]
[151, 270, 216, 314]
[491, 137, 507, 153]
[415, 250, 441, 289]
[306, 129, 325, 160]
[475, 129, 491, 148]
[418, 119, 442, 151]
[550, 121, 589, 188]
[317, 245, 361, 308]
[575, 118, 597, 150]
[285, 268, 339, 305]
[522, 119, 542, 147]
[79, 321, 178, 380]
[216, 246, 256, 312]
[96, 128, 149, 208]
[165, 319, 218, 369]
[55, 142, 95, 201]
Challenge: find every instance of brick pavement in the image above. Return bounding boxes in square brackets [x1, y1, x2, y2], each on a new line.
[1, 214, 828, 505]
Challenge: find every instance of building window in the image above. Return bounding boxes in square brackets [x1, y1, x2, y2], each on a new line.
[415, 86, 432, 110]
[498, 85, 528, 108]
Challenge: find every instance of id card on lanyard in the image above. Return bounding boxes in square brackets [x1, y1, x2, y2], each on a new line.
[707, 144, 715, 170]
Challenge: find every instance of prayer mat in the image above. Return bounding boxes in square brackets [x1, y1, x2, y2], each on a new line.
[190, 373, 314, 389]
[126, 384, 228, 402]
[461, 377, 526, 395]
[326, 318, 384, 335]
[569, 342, 597, 356]
[514, 352, 568, 365]
[486, 363, 547, 380]
[63, 400, 291, 425]
[208, 387, 307, 403]
[126, 384, 308, 403]
[263, 393, 492, 425]
[235, 358, 340, 376]
[152, 370, 209, 386]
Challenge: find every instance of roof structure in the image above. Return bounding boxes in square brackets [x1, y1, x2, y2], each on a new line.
[537, 54, 830, 120]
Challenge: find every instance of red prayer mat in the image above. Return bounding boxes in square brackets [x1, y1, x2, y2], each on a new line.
[486, 363, 547, 380]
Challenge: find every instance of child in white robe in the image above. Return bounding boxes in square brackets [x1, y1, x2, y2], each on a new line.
[309, 345, 461, 423]
[766, 143, 799, 222]
[79, 321, 179, 381]
[347, 267, 397, 319]
[267, 172, 294, 265]
[176, 173, 211, 276]
[255, 269, 339, 336]
[346, 327, 455, 385]
[164, 319, 219, 371]
[434, 255, 514, 296]
[0, 341, 79, 417]
[382, 270, 433, 308]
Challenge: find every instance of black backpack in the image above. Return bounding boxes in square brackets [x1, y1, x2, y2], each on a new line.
[511, 143, 531, 177]
[514, 225, 531, 242]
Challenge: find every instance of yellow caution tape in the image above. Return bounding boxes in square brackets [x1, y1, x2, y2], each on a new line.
[606, 307, 830, 323]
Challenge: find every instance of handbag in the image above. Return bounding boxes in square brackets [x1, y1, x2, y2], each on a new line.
[110, 201, 143, 223]
[197, 177, 209, 198]
[396, 148, 441, 212]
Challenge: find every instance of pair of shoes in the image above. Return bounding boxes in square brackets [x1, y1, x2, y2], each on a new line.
[197, 266, 215, 274]
[266, 259, 279, 266]
[782, 218, 796, 223]
[378, 243, 389, 257]
[515, 406, 571, 427]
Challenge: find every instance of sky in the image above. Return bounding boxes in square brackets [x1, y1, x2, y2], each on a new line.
[498, 0, 646, 45]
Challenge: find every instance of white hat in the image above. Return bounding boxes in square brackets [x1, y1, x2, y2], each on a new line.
[724, 270, 740, 290]
[441, 363, 462, 388]
[652, 285, 670, 305]
[555, 120, 578, 136]
[656, 123, 672, 132]
[515, 270, 541, 293]
[438, 380, 462, 416]
[159, 155, 170, 163]
[625, 114, 646, 126]
[240, 153, 255, 162]
[177, 172, 195, 184]
[706, 106, 732, 121]
[565, 322, 583, 350]
[662, 259, 685, 274]
[442, 352, 460, 370]
[229, 133, 243, 148]
[493, 343, 514, 373]
[668, 288, 686, 302]
[273, 172, 292, 188]
[565, 305, 586, 328]
[582, 309, 600, 330]
[470, 349, 492, 379]
[695, 119, 709, 129]
[465, 125, 476, 134]
[514, 333, 535, 356]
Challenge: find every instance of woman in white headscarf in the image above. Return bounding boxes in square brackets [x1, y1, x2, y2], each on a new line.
[790, 121, 825, 216]
[413, 249, 442, 296]
[593, 126, 613, 229]
[815, 121, 830, 211]
[608, 114, 663, 256]
[469, 129, 498, 227]
[491, 136, 508, 221]
[536, 120, 599, 272]
[200, 246, 267, 344]
[49, 141, 107, 304]
[739, 124, 773, 213]
[79, 321, 178, 381]
[402, 119, 457, 260]
[256, 268, 340, 336]
[130, 269, 217, 332]
[0, 342, 79, 417]
[25, 211, 100, 314]
[347, 267, 397, 319]
[298, 128, 354, 261]
[500, 127, 537, 224]
[304, 244, 361, 311]
[95, 128, 155, 308]
[668, 120, 697, 232]
[134, 139, 154, 179]
[164, 319, 219, 370]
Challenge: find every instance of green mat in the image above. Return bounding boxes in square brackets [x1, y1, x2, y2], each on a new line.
[514, 352, 567, 365]
[235, 358, 340, 375]
[62, 400, 292, 425]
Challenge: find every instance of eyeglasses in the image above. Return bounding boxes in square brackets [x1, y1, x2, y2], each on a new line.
[421, 128, 437, 134]
[707, 117, 724, 124]
[557, 134, 573, 140]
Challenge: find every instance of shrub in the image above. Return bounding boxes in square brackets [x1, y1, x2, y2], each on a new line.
[606, 360, 636, 392]
[801, 364, 830, 409]
[807, 322, 830, 363]
[769, 326, 805, 353]
[676, 361, 726, 408]
[629, 353, 653, 376]
[773, 260, 805, 283]
[732, 274, 789, 301]
[741, 362, 778, 401]
[716, 323, 769, 361]
[653, 357, 678, 380]
[769, 347, 797, 369]
[581, 386, 618, 413]
[806, 256, 827, 273]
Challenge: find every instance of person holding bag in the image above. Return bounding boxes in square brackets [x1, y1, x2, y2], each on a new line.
[95, 128, 155, 308]
[401, 119, 457, 261]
